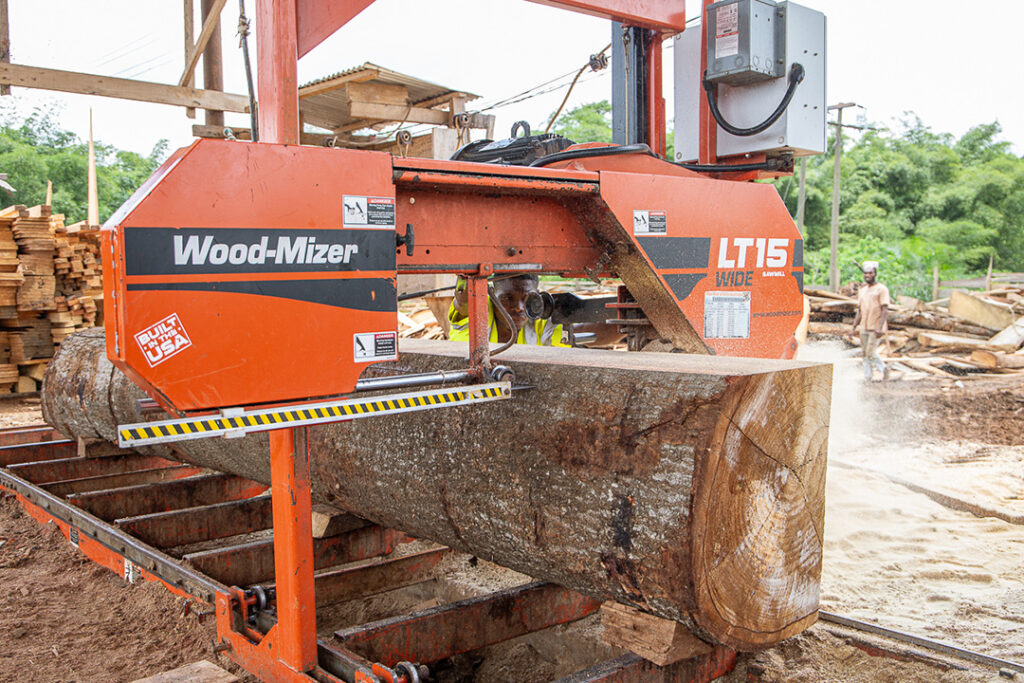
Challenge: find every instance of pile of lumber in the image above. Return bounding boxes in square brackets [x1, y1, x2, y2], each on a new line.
[0, 204, 103, 394]
[807, 285, 1024, 380]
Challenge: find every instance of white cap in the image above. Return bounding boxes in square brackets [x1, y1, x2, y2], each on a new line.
[862, 260, 878, 272]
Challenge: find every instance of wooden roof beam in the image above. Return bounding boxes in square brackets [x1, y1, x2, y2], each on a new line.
[0, 63, 249, 113]
[298, 67, 380, 99]
[178, 0, 227, 87]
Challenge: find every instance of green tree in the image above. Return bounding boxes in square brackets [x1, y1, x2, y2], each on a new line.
[0, 106, 167, 223]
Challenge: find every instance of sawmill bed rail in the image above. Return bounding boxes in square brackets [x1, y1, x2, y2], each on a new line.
[2, 424, 1020, 682]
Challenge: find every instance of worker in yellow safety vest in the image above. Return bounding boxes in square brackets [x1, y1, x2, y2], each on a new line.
[447, 274, 568, 347]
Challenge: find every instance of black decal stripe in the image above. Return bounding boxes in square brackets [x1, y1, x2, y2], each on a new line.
[663, 273, 706, 301]
[791, 271, 804, 295]
[637, 237, 711, 269]
[793, 239, 804, 268]
[126, 278, 396, 312]
[124, 227, 396, 276]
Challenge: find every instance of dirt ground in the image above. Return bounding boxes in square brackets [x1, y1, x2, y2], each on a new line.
[2, 359, 1023, 681]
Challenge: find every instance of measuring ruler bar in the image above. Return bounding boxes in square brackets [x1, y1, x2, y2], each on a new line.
[118, 382, 511, 448]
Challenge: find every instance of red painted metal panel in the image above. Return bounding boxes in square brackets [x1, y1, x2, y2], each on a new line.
[256, 0, 300, 144]
[296, 0, 376, 57]
[0, 440, 76, 467]
[526, 0, 685, 32]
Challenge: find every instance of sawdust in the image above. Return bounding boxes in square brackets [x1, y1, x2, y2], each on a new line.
[0, 495, 254, 683]
[0, 397, 47, 430]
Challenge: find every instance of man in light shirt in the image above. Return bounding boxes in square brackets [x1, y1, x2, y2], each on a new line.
[848, 261, 890, 381]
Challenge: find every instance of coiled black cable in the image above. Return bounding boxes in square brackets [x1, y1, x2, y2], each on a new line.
[702, 63, 805, 137]
[528, 143, 655, 167]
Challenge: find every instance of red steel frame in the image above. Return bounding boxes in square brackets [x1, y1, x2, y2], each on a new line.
[187, 1, 767, 680]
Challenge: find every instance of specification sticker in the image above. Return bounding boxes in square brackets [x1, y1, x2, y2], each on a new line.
[704, 291, 750, 339]
[715, 4, 739, 57]
[633, 210, 667, 235]
[354, 331, 398, 363]
[343, 195, 396, 229]
[135, 313, 192, 367]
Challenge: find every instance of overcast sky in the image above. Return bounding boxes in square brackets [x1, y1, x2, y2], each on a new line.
[4, 1, 1023, 158]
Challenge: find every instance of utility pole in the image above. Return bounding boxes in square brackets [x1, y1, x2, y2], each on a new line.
[827, 102, 860, 291]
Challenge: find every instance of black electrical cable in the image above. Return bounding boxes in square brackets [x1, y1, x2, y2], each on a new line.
[702, 63, 805, 137]
[675, 160, 775, 173]
[238, 0, 259, 141]
[529, 143, 655, 168]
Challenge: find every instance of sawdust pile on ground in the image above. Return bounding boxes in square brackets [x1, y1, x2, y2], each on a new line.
[0, 495, 253, 683]
[0, 397, 46, 430]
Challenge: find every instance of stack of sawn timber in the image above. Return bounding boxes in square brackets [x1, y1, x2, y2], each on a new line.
[807, 285, 1024, 379]
[0, 204, 103, 394]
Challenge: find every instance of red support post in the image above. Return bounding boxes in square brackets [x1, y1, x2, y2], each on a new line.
[269, 427, 317, 672]
[256, 0, 300, 144]
[644, 31, 666, 158]
[698, 0, 717, 164]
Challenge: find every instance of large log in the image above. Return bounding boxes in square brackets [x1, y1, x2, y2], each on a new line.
[42, 330, 831, 651]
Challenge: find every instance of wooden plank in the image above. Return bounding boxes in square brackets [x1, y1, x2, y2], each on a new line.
[989, 315, 1024, 351]
[948, 290, 1015, 331]
[183, 0, 196, 118]
[970, 349, 1024, 369]
[311, 503, 366, 538]
[178, 0, 227, 86]
[132, 659, 238, 683]
[600, 602, 713, 666]
[298, 67, 379, 98]
[917, 331, 1009, 352]
[0, 63, 249, 113]
[346, 101, 449, 126]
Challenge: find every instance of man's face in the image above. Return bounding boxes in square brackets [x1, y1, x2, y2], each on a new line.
[494, 277, 537, 331]
[864, 269, 876, 284]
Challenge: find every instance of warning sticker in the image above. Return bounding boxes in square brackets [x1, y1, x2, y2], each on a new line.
[715, 4, 739, 57]
[633, 210, 667, 235]
[354, 331, 398, 363]
[69, 526, 79, 547]
[135, 313, 192, 367]
[343, 195, 396, 229]
[704, 291, 750, 339]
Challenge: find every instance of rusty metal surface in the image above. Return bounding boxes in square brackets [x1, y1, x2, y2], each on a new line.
[183, 524, 402, 587]
[44, 465, 203, 497]
[7, 453, 178, 484]
[0, 440, 77, 467]
[0, 425, 61, 447]
[300, 546, 450, 608]
[333, 581, 601, 666]
[116, 494, 274, 549]
[67, 473, 267, 521]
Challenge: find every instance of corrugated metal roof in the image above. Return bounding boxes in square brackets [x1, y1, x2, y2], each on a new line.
[300, 61, 477, 105]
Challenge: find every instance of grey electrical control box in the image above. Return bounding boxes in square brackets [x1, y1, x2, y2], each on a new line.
[706, 0, 784, 85]
[674, 0, 826, 161]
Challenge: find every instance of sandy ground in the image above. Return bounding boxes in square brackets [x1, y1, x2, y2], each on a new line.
[2, 353, 1023, 681]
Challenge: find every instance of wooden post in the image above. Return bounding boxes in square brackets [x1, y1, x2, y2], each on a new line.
[932, 264, 940, 302]
[87, 110, 98, 226]
[183, 0, 196, 119]
[200, 0, 225, 127]
[985, 253, 994, 292]
[0, 0, 9, 96]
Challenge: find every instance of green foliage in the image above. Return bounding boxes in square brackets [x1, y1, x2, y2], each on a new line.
[0, 106, 167, 223]
[544, 103, 1024, 300]
[788, 117, 1024, 298]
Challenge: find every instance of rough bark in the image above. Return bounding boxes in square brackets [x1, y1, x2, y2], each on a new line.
[43, 330, 831, 651]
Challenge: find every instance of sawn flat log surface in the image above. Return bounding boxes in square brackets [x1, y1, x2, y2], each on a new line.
[42, 331, 831, 650]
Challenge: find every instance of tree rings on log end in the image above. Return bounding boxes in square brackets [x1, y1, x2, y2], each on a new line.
[690, 364, 831, 650]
